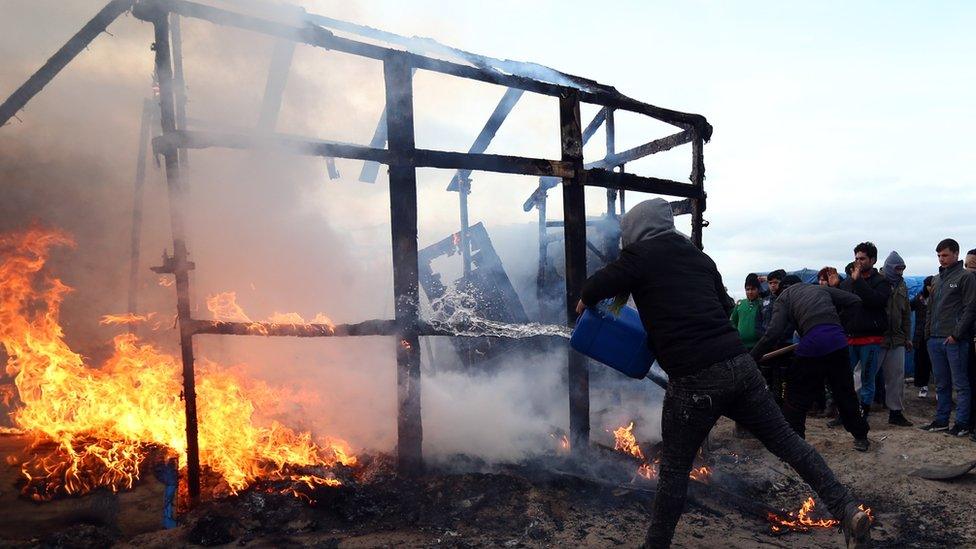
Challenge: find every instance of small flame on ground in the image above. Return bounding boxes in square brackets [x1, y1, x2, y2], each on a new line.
[158, 276, 174, 287]
[765, 497, 875, 534]
[549, 433, 570, 451]
[610, 422, 711, 483]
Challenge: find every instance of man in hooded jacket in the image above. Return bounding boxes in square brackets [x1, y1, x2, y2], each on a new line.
[577, 199, 871, 548]
[877, 251, 913, 426]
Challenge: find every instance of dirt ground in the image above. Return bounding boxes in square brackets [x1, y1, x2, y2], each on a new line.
[1, 383, 974, 548]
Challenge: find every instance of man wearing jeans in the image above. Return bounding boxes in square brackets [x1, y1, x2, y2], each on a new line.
[839, 242, 891, 419]
[577, 198, 871, 548]
[920, 239, 976, 436]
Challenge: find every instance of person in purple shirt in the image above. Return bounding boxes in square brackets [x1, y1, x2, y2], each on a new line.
[751, 275, 871, 452]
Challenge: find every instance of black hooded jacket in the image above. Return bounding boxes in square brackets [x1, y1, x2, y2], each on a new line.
[839, 269, 891, 338]
[579, 200, 745, 378]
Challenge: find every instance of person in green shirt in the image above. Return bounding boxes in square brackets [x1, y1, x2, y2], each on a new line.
[731, 273, 763, 349]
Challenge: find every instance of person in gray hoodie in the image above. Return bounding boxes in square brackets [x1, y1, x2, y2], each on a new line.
[919, 238, 976, 436]
[750, 276, 870, 450]
[578, 199, 872, 548]
[877, 251, 914, 426]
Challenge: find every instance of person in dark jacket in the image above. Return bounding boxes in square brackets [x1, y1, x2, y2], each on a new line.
[919, 239, 976, 436]
[751, 276, 870, 450]
[911, 276, 934, 398]
[878, 251, 913, 426]
[759, 268, 791, 404]
[839, 242, 891, 418]
[577, 198, 871, 549]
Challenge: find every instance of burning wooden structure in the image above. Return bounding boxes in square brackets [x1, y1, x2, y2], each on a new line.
[0, 0, 712, 508]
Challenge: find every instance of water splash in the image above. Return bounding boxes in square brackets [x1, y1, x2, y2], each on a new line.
[424, 286, 570, 339]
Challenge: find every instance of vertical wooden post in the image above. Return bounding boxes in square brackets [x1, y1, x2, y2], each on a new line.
[384, 53, 423, 475]
[536, 183, 548, 321]
[126, 99, 154, 333]
[458, 177, 472, 277]
[604, 108, 617, 216]
[152, 14, 201, 507]
[560, 90, 589, 452]
[256, 38, 296, 131]
[690, 131, 705, 250]
[169, 14, 190, 172]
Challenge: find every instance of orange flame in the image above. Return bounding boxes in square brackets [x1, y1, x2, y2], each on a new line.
[611, 422, 645, 461]
[158, 276, 174, 287]
[0, 227, 355, 501]
[610, 422, 711, 483]
[766, 497, 856, 533]
[99, 312, 156, 326]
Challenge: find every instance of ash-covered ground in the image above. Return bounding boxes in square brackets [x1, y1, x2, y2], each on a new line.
[0, 389, 972, 548]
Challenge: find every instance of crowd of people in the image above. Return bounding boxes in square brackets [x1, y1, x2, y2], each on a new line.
[731, 240, 976, 449]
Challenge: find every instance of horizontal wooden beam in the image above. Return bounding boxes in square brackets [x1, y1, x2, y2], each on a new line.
[132, 0, 711, 136]
[585, 169, 703, 198]
[585, 129, 693, 170]
[154, 130, 575, 178]
[189, 318, 568, 339]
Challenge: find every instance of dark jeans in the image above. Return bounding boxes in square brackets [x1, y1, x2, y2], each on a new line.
[914, 340, 931, 388]
[784, 347, 869, 439]
[646, 354, 856, 547]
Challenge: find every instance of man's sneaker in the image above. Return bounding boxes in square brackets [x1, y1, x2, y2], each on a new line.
[918, 387, 929, 398]
[919, 421, 949, 432]
[843, 505, 872, 548]
[888, 412, 913, 427]
[970, 430, 976, 443]
[904, 376, 914, 384]
[853, 438, 870, 452]
[827, 417, 844, 428]
[946, 424, 971, 437]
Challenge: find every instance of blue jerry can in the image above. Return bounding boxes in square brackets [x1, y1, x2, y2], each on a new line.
[570, 303, 655, 379]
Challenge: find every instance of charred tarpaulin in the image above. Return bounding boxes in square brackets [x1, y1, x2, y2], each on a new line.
[0, 0, 712, 508]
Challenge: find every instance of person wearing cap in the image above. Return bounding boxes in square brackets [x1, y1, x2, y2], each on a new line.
[577, 198, 872, 548]
[751, 275, 870, 451]
[731, 273, 763, 350]
[877, 251, 913, 426]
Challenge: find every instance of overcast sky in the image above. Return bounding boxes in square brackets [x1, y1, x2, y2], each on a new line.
[3, 0, 975, 301]
[301, 0, 976, 286]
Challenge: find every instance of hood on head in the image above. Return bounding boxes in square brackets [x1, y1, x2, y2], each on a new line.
[620, 198, 678, 247]
[883, 251, 906, 282]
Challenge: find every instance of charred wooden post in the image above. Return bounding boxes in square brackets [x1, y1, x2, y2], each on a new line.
[126, 99, 154, 332]
[536, 181, 547, 320]
[458, 176, 472, 276]
[148, 11, 203, 507]
[559, 90, 589, 452]
[256, 39, 296, 131]
[690, 132, 705, 249]
[0, 0, 134, 127]
[384, 53, 424, 475]
[169, 14, 191, 173]
[604, 108, 617, 217]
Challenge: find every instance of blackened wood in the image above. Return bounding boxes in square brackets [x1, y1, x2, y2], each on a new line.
[358, 108, 387, 183]
[586, 129, 694, 170]
[582, 107, 607, 145]
[384, 53, 423, 476]
[256, 39, 296, 131]
[154, 129, 575, 177]
[559, 90, 589, 452]
[690, 132, 705, 249]
[132, 0, 712, 135]
[446, 87, 524, 191]
[604, 108, 617, 216]
[668, 198, 694, 216]
[126, 100, 154, 333]
[191, 318, 397, 337]
[585, 169, 703, 198]
[0, 0, 134, 127]
[151, 15, 201, 508]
